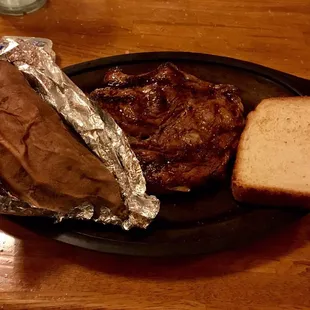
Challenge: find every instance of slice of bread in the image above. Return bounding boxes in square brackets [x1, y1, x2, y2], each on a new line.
[232, 97, 310, 208]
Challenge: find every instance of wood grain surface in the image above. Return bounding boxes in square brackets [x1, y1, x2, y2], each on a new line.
[1, 0, 310, 309]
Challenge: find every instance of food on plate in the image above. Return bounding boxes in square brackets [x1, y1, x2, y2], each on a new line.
[90, 63, 245, 194]
[0, 61, 123, 214]
[232, 97, 310, 207]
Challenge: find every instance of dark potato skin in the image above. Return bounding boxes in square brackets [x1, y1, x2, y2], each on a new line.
[0, 61, 122, 213]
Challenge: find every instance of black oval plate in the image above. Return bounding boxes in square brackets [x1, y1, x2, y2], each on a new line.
[6, 52, 310, 256]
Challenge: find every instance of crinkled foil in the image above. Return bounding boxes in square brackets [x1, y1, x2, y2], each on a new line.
[0, 36, 160, 230]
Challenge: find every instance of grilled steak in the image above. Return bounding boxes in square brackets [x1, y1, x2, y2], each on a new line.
[90, 63, 245, 194]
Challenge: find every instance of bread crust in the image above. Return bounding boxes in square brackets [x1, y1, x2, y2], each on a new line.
[232, 180, 310, 208]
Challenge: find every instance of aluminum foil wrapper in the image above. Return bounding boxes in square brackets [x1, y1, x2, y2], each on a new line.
[0, 36, 160, 230]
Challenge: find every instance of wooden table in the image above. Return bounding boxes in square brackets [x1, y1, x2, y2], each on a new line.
[1, 1, 310, 309]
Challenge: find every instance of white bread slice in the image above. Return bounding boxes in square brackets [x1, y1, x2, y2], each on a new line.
[232, 97, 310, 208]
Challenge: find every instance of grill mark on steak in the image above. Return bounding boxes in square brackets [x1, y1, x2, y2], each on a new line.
[90, 63, 245, 194]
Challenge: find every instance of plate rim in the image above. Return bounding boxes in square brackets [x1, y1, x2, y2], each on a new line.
[63, 51, 310, 96]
